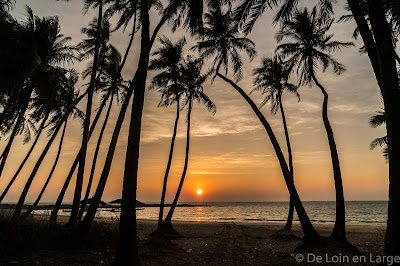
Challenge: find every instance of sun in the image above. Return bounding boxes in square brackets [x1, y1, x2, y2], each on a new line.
[196, 189, 203, 195]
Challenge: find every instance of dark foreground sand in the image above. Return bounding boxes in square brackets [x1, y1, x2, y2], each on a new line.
[3, 216, 386, 265]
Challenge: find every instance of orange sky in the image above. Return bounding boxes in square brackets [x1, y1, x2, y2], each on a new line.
[0, 0, 391, 203]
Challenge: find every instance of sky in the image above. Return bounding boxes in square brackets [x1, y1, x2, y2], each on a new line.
[1, 0, 394, 203]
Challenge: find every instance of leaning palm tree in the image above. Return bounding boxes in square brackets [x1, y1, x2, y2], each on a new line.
[19, 68, 85, 218]
[161, 57, 216, 234]
[276, 7, 354, 242]
[67, 0, 104, 227]
[0, 8, 77, 178]
[21, 120, 68, 219]
[252, 55, 299, 231]
[12, 69, 83, 219]
[148, 36, 187, 232]
[78, 45, 129, 221]
[193, 3, 321, 241]
[108, 0, 228, 263]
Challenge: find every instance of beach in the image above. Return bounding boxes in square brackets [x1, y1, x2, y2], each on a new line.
[3, 216, 386, 265]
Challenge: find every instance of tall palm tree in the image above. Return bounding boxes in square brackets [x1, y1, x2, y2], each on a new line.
[78, 45, 128, 221]
[81, 0, 227, 263]
[1, 8, 77, 178]
[68, 0, 104, 227]
[252, 55, 299, 231]
[276, 7, 354, 242]
[162, 58, 216, 233]
[194, 3, 320, 240]
[148, 36, 186, 231]
[105, 0, 163, 68]
[49, 89, 110, 224]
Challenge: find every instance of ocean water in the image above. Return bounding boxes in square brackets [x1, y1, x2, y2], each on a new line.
[35, 201, 388, 224]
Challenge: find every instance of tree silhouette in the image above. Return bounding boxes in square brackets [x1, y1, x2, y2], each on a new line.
[252, 55, 299, 231]
[276, 6, 354, 242]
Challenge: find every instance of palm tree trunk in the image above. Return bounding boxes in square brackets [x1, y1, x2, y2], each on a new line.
[119, 6, 137, 71]
[347, 0, 381, 86]
[149, 0, 181, 47]
[157, 95, 180, 229]
[310, 72, 346, 242]
[279, 97, 294, 231]
[77, 88, 133, 236]
[78, 96, 113, 221]
[113, 1, 150, 264]
[0, 88, 32, 178]
[0, 113, 48, 203]
[11, 91, 87, 219]
[68, 0, 103, 227]
[163, 98, 192, 225]
[12, 109, 73, 219]
[366, 0, 400, 256]
[49, 91, 110, 224]
[21, 120, 68, 218]
[217, 72, 320, 240]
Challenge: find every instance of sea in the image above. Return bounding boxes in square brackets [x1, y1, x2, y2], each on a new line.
[34, 201, 388, 225]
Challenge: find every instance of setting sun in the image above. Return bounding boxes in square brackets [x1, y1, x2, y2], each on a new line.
[196, 189, 203, 195]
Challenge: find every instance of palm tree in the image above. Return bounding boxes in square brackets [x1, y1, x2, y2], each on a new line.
[194, 3, 320, 241]
[12, 69, 83, 219]
[21, 120, 68, 218]
[78, 45, 128, 221]
[148, 36, 186, 232]
[191, 6, 257, 82]
[1, 7, 77, 189]
[107, 0, 226, 263]
[49, 89, 110, 223]
[234, 0, 337, 35]
[252, 55, 299, 231]
[369, 109, 388, 161]
[276, 7, 354, 242]
[67, 0, 104, 227]
[162, 58, 216, 233]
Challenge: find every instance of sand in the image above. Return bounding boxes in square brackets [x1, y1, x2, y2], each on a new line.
[2, 215, 387, 265]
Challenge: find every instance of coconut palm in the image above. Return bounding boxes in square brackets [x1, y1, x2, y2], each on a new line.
[104, 0, 163, 68]
[0, 68, 77, 203]
[49, 89, 111, 224]
[195, 3, 320, 240]
[68, 0, 104, 227]
[12, 69, 83, 219]
[191, 5, 256, 81]
[0, 7, 77, 179]
[78, 46, 129, 221]
[252, 55, 299, 231]
[21, 120, 68, 219]
[276, 7, 354, 241]
[110, 0, 230, 263]
[147, 36, 186, 231]
[161, 57, 216, 234]
[234, 0, 337, 35]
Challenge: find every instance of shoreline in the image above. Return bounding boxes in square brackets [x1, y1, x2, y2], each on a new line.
[2, 216, 386, 265]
